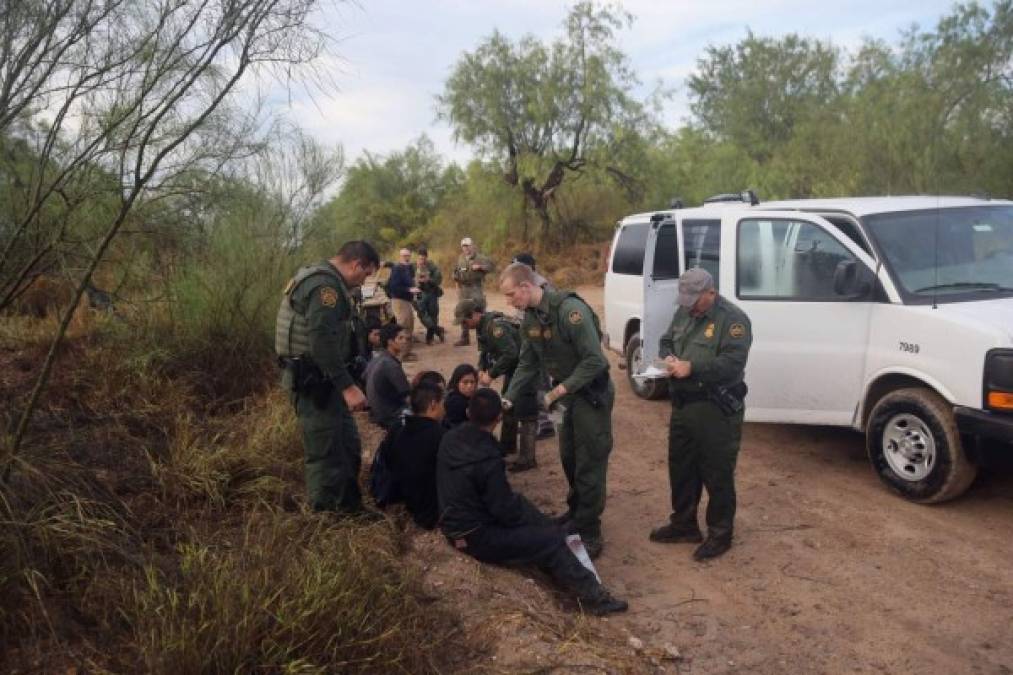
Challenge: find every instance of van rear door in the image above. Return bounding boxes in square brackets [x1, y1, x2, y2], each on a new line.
[729, 211, 879, 425]
[638, 217, 683, 374]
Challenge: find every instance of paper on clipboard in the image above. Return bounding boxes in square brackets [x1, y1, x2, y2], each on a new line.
[632, 365, 669, 381]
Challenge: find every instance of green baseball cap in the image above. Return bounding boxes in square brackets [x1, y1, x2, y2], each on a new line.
[453, 298, 485, 324]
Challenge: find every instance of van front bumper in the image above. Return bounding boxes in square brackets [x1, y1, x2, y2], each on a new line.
[954, 406, 1013, 445]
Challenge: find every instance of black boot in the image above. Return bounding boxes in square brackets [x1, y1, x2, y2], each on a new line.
[578, 586, 629, 616]
[649, 521, 704, 544]
[693, 535, 732, 560]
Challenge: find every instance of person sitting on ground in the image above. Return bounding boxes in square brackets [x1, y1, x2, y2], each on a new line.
[436, 388, 628, 616]
[444, 364, 478, 429]
[387, 381, 446, 530]
[366, 323, 412, 431]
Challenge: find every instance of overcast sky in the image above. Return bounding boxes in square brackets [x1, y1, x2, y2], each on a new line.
[286, 0, 961, 166]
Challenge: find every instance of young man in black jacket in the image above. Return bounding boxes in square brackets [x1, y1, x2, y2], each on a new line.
[387, 382, 445, 530]
[436, 388, 627, 616]
[366, 323, 411, 431]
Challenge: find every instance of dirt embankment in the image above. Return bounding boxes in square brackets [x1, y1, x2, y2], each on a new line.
[390, 285, 1013, 674]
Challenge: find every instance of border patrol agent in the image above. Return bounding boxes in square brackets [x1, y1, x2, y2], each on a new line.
[275, 241, 380, 514]
[500, 263, 613, 559]
[414, 246, 445, 344]
[455, 298, 539, 471]
[452, 236, 493, 346]
[649, 267, 752, 560]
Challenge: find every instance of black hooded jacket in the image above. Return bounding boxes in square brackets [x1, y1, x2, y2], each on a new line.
[436, 422, 526, 538]
[387, 415, 443, 530]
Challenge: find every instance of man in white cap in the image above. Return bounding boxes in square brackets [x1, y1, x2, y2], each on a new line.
[452, 237, 493, 346]
[648, 267, 752, 561]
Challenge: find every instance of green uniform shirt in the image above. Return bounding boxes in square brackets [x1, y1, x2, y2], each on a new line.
[416, 260, 442, 290]
[477, 312, 521, 379]
[505, 290, 608, 401]
[659, 295, 752, 394]
[454, 252, 493, 286]
[290, 262, 357, 392]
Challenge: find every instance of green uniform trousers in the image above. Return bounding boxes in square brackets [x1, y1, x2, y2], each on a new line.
[668, 400, 744, 540]
[557, 381, 614, 539]
[415, 291, 440, 334]
[294, 387, 363, 513]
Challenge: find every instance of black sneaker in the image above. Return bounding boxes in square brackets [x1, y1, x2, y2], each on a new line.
[693, 537, 732, 561]
[536, 425, 555, 439]
[649, 522, 704, 544]
[508, 460, 537, 473]
[580, 589, 629, 617]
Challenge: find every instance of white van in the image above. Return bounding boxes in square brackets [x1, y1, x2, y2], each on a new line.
[603, 194, 1013, 502]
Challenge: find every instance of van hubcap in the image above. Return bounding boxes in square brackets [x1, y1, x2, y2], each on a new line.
[882, 414, 936, 482]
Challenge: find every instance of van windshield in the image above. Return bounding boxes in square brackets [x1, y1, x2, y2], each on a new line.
[863, 205, 1013, 303]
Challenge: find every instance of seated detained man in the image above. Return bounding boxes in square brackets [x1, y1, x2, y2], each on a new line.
[387, 381, 446, 530]
[436, 388, 627, 616]
[366, 323, 411, 431]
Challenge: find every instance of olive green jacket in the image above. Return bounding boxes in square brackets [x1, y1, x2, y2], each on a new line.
[476, 312, 520, 379]
[504, 290, 607, 401]
[289, 261, 357, 391]
[659, 295, 752, 394]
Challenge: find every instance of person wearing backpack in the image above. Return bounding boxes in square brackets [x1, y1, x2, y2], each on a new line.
[385, 382, 446, 530]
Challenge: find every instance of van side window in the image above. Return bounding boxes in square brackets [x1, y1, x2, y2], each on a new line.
[681, 219, 720, 290]
[652, 223, 680, 279]
[824, 216, 872, 255]
[738, 219, 858, 300]
[611, 223, 650, 275]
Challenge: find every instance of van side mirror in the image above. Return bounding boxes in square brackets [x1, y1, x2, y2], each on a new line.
[833, 260, 871, 298]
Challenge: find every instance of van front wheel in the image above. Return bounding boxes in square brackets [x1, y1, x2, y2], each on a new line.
[625, 333, 667, 400]
[866, 387, 977, 503]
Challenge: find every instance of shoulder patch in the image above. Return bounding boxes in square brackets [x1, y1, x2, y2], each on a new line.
[729, 323, 746, 339]
[492, 325, 505, 338]
[320, 286, 338, 308]
[568, 309, 583, 325]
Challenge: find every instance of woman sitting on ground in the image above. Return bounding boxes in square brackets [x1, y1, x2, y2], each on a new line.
[444, 364, 477, 429]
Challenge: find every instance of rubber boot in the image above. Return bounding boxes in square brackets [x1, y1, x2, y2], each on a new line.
[509, 419, 538, 472]
[499, 409, 518, 455]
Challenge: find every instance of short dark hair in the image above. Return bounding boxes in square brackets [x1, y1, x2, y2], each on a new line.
[412, 370, 446, 389]
[467, 388, 502, 426]
[365, 315, 383, 331]
[380, 323, 405, 348]
[410, 382, 444, 414]
[512, 252, 536, 269]
[417, 246, 428, 256]
[337, 240, 380, 269]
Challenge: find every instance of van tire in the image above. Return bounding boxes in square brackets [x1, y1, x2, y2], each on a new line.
[625, 333, 666, 400]
[866, 387, 977, 503]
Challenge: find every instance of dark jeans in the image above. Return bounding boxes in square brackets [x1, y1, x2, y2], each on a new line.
[459, 497, 600, 600]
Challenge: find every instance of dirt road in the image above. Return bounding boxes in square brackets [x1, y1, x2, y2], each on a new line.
[397, 286, 1013, 674]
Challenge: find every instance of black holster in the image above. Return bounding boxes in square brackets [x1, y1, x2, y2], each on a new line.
[580, 369, 610, 409]
[279, 357, 333, 410]
[707, 381, 748, 416]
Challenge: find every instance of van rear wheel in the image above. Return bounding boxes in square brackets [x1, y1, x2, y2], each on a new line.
[625, 333, 666, 400]
[866, 387, 977, 503]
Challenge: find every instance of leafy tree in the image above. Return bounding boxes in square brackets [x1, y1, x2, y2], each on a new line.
[318, 135, 462, 251]
[688, 33, 840, 166]
[438, 1, 655, 242]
